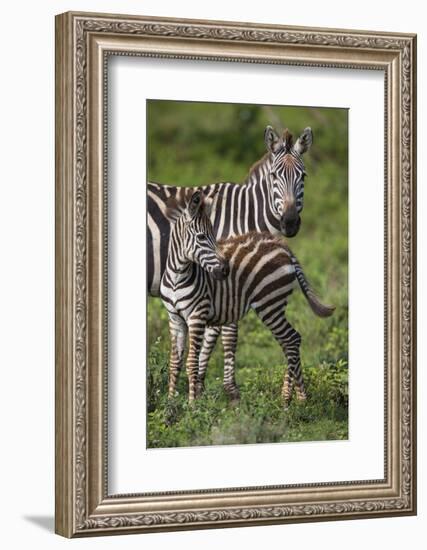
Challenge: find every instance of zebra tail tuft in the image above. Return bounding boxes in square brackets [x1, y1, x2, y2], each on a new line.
[292, 257, 335, 318]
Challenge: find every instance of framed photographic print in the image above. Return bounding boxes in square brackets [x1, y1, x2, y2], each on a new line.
[55, 11, 417, 537]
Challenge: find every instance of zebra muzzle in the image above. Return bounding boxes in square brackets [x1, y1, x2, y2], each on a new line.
[280, 212, 301, 238]
[212, 262, 230, 281]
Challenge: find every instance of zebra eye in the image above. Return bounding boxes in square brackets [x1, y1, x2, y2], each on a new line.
[197, 233, 208, 242]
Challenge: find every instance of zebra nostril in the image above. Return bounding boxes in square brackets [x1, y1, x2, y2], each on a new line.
[221, 264, 230, 277]
[211, 262, 229, 281]
[281, 213, 301, 237]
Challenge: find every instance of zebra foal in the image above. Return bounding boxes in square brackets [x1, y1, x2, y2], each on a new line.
[160, 190, 334, 406]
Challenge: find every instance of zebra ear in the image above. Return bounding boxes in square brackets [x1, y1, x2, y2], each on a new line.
[293, 127, 313, 155]
[203, 197, 213, 218]
[187, 190, 203, 219]
[165, 195, 180, 222]
[264, 126, 282, 154]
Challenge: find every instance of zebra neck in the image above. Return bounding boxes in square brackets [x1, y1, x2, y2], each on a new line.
[165, 255, 195, 287]
[164, 226, 194, 286]
[241, 158, 281, 234]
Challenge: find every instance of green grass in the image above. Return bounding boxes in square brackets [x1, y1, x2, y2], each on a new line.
[147, 100, 348, 448]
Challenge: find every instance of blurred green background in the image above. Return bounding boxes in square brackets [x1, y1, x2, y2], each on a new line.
[147, 100, 348, 448]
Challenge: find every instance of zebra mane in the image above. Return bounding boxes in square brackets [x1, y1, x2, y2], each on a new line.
[282, 129, 294, 153]
[246, 129, 295, 179]
[247, 152, 270, 179]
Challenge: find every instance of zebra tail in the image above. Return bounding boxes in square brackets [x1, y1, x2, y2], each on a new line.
[291, 257, 335, 318]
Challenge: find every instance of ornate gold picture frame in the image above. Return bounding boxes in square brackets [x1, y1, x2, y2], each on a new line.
[55, 11, 416, 537]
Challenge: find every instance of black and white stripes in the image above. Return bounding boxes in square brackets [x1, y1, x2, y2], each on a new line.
[148, 125, 313, 296]
[160, 191, 334, 406]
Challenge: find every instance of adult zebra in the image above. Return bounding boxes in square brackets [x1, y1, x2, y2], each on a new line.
[160, 190, 334, 405]
[148, 125, 313, 398]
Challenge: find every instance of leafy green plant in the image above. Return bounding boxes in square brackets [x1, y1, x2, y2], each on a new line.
[146, 100, 349, 448]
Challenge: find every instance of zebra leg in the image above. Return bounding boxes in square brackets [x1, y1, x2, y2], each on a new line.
[281, 370, 294, 405]
[221, 324, 240, 403]
[280, 321, 306, 405]
[256, 309, 306, 407]
[186, 322, 206, 403]
[167, 314, 187, 398]
[283, 328, 307, 403]
[197, 326, 221, 398]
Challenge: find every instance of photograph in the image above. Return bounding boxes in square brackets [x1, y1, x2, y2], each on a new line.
[147, 100, 348, 449]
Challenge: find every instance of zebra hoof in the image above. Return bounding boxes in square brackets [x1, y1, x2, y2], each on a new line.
[282, 399, 291, 410]
[230, 397, 240, 408]
[195, 382, 205, 398]
[225, 386, 240, 405]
